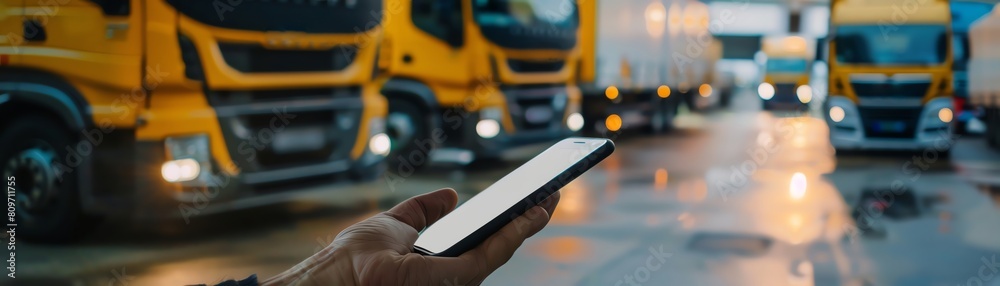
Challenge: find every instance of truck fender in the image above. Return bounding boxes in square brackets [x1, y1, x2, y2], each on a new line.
[380, 77, 438, 111]
[0, 69, 90, 131]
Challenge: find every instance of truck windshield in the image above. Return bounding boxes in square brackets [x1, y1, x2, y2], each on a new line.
[166, 0, 381, 34]
[766, 58, 808, 73]
[473, 0, 579, 50]
[834, 25, 948, 66]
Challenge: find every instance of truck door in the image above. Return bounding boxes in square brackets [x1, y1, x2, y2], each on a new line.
[20, 0, 143, 126]
[0, 0, 22, 64]
[390, 0, 471, 88]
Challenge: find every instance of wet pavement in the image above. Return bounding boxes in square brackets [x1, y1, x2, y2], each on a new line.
[14, 91, 1000, 286]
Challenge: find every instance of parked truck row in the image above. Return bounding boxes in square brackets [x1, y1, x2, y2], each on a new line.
[0, 0, 726, 242]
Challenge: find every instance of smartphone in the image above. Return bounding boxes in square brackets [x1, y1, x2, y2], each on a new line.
[414, 137, 615, 256]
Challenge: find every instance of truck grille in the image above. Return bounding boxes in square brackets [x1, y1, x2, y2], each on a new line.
[851, 82, 931, 98]
[218, 43, 357, 73]
[504, 85, 567, 131]
[507, 59, 566, 73]
[207, 87, 361, 107]
[858, 107, 922, 139]
[772, 83, 798, 103]
[207, 87, 363, 174]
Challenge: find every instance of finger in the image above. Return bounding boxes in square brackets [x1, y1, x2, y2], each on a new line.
[524, 192, 560, 238]
[460, 206, 550, 275]
[385, 188, 459, 231]
[538, 191, 561, 220]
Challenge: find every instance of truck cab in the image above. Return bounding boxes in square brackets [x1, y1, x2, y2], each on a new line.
[758, 36, 813, 111]
[825, 0, 954, 151]
[0, 0, 388, 241]
[379, 0, 583, 166]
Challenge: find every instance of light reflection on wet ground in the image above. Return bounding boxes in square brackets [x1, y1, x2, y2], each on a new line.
[15, 91, 1000, 286]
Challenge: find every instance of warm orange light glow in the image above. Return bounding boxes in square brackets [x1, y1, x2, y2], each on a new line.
[605, 86, 620, 100]
[677, 179, 708, 202]
[698, 84, 712, 97]
[655, 168, 669, 192]
[530, 236, 589, 263]
[645, 2, 667, 38]
[657, 85, 671, 98]
[606, 114, 623, 132]
[552, 181, 589, 225]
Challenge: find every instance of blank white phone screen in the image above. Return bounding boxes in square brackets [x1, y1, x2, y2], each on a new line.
[415, 139, 606, 254]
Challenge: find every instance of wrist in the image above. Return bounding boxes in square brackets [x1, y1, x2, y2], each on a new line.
[262, 246, 356, 286]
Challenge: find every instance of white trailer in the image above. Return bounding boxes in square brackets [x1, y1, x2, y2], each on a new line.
[579, 0, 723, 134]
[969, 5, 1000, 147]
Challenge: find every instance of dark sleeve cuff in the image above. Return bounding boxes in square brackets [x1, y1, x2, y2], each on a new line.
[192, 274, 259, 286]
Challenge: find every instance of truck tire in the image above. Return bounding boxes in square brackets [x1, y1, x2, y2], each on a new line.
[386, 100, 431, 170]
[648, 97, 677, 134]
[0, 114, 93, 243]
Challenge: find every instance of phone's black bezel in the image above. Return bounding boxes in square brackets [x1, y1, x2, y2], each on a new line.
[416, 139, 616, 257]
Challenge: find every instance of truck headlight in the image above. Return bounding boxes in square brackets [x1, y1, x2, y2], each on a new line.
[796, 85, 813, 104]
[477, 107, 504, 139]
[163, 135, 211, 184]
[369, 133, 391, 156]
[477, 119, 501, 138]
[162, 159, 201, 183]
[829, 106, 846, 123]
[938, 108, 953, 123]
[758, 83, 775, 100]
[567, 113, 584, 132]
[366, 118, 389, 156]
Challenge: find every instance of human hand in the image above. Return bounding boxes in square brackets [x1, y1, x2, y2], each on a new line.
[262, 188, 561, 286]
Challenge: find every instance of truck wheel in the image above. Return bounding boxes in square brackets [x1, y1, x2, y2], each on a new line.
[0, 115, 93, 243]
[647, 99, 667, 134]
[649, 97, 677, 134]
[386, 100, 431, 170]
[719, 89, 732, 108]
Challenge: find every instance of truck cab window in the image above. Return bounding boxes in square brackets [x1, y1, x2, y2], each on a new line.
[412, 0, 464, 47]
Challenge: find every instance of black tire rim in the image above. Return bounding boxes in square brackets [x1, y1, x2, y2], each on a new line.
[387, 112, 417, 152]
[2, 139, 61, 217]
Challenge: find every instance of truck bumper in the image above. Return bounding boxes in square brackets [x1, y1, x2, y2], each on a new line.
[85, 86, 388, 219]
[433, 84, 580, 163]
[763, 84, 809, 111]
[83, 137, 385, 220]
[827, 96, 954, 151]
[581, 87, 678, 132]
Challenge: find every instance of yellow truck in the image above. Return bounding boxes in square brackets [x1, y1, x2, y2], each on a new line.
[379, 0, 582, 166]
[0, 0, 388, 242]
[969, 4, 1000, 148]
[577, 0, 721, 134]
[825, 0, 954, 151]
[758, 36, 813, 111]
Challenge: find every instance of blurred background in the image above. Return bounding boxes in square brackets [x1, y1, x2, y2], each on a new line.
[1, 0, 1000, 285]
